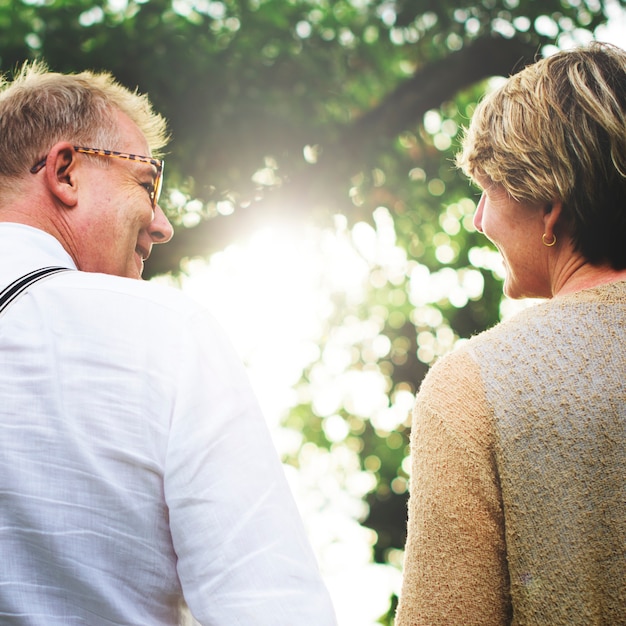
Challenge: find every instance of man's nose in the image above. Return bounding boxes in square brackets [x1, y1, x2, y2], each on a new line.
[149, 204, 174, 243]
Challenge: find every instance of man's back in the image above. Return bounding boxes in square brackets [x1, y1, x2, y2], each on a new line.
[0, 223, 336, 625]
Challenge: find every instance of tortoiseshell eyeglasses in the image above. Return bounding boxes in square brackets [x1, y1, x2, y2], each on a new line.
[30, 146, 164, 210]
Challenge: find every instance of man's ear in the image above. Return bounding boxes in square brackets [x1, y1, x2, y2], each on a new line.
[542, 200, 564, 243]
[44, 142, 79, 208]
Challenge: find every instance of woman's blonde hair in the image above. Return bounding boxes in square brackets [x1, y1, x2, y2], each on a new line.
[457, 42, 626, 268]
[0, 61, 168, 180]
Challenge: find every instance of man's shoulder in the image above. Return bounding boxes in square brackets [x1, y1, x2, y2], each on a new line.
[41, 270, 223, 343]
[59, 271, 201, 316]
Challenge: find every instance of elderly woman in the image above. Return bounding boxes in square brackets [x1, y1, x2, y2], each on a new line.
[396, 42, 626, 625]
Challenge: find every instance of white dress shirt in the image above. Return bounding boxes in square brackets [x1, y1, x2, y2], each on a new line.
[0, 223, 336, 625]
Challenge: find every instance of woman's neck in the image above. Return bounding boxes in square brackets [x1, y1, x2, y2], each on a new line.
[555, 264, 626, 296]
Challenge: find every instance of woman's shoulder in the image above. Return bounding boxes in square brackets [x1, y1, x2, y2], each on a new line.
[421, 297, 563, 393]
[424, 305, 540, 378]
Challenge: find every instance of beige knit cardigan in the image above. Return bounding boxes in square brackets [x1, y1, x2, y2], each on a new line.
[396, 282, 626, 625]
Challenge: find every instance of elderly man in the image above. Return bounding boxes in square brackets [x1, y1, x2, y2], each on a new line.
[0, 62, 336, 625]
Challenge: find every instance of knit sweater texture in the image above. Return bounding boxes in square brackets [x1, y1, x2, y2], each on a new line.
[396, 281, 626, 625]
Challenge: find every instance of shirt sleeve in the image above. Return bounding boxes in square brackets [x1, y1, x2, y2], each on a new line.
[395, 349, 511, 626]
[163, 309, 336, 626]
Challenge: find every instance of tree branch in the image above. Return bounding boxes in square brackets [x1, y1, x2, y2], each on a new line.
[145, 35, 538, 278]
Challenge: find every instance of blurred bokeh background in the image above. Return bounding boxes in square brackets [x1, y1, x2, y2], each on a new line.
[3, 0, 625, 622]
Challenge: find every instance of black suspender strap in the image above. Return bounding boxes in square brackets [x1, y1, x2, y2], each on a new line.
[0, 266, 72, 314]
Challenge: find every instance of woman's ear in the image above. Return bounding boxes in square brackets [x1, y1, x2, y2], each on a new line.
[44, 142, 79, 208]
[543, 200, 563, 242]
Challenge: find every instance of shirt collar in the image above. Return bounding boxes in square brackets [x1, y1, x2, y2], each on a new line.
[0, 223, 77, 285]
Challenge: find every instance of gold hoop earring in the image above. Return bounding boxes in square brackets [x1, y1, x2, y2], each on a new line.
[542, 233, 557, 247]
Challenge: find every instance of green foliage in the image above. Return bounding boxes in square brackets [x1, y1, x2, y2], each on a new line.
[1, 0, 622, 617]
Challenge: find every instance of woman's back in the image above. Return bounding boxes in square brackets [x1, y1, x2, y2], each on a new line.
[473, 282, 626, 623]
